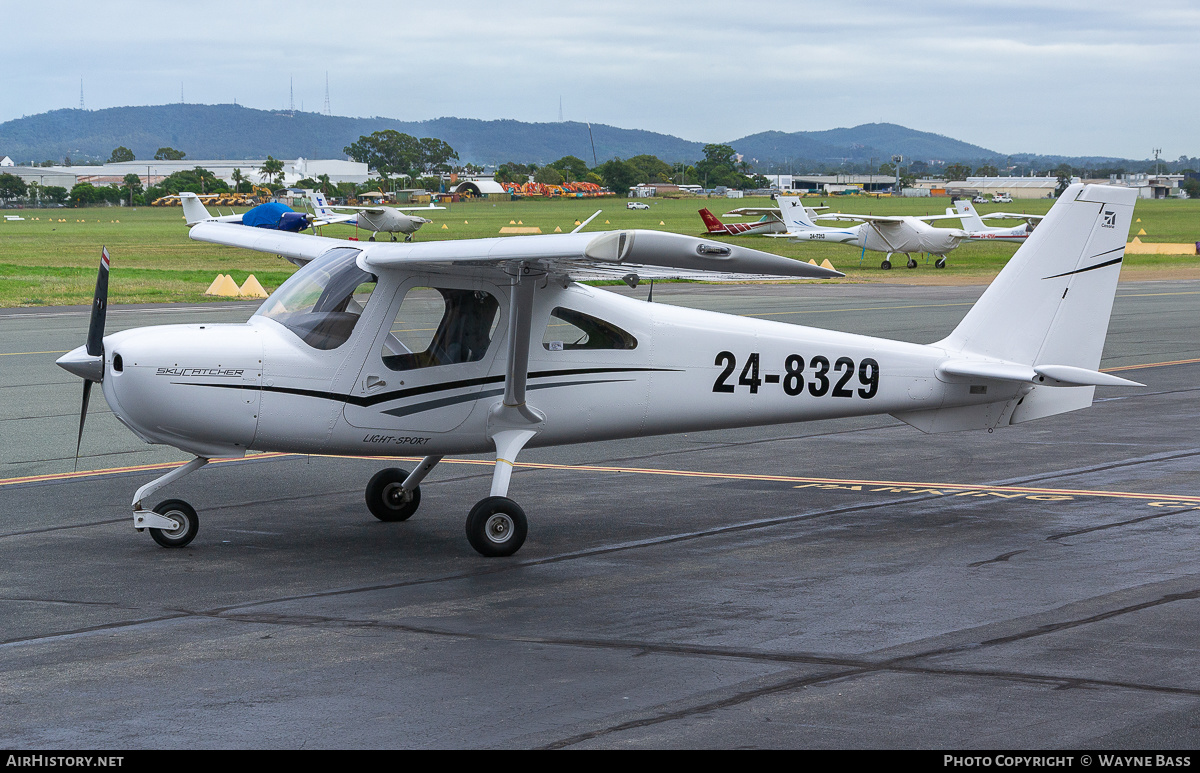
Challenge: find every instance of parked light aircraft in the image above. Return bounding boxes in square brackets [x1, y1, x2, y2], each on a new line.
[178, 192, 351, 233]
[953, 199, 1045, 243]
[57, 184, 1140, 557]
[308, 191, 444, 242]
[776, 196, 972, 269]
[699, 204, 829, 236]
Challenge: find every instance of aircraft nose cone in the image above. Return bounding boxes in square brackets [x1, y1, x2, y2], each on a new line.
[57, 344, 104, 382]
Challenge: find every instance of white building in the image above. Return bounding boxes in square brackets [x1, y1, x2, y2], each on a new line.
[1105, 173, 1184, 199]
[945, 176, 1059, 199]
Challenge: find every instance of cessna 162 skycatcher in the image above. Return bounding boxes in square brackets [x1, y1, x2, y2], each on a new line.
[57, 184, 1140, 557]
[954, 199, 1046, 243]
[775, 196, 974, 269]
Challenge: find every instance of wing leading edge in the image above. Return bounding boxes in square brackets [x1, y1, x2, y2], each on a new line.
[189, 222, 844, 281]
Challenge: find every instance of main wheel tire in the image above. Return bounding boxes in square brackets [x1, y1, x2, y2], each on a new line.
[465, 497, 527, 557]
[149, 499, 199, 548]
[366, 468, 420, 522]
[906, 257, 918, 269]
[935, 257, 947, 269]
[881, 259, 892, 270]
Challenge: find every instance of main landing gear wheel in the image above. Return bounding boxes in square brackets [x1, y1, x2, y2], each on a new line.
[148, 499, 199, 548]
[880, 259, 892, 270]
[935, 257, 947, 269]
[465, 497, 527, 557]
[365, 468, 421, 522]
[906, 257, 918, 269]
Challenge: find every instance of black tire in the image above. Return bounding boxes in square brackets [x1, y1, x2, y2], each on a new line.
[935, 258, 947, 269]
[881, 260, 892, 270]
[365, 468, 420, 522]
[465, 497, 527, 557]
[906, 257, 918, 269]
[149, 499, 199, 548]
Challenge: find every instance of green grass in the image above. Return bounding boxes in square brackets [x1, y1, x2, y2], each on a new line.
[1, 194, 1196, 307]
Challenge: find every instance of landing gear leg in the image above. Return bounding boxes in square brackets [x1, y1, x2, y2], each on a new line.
[881, 253, 892, 270]
[467, 430, 535, 557]
[906, 254, 918, 269]
[935, 257, 947, 269]
[132, 456, 209, 548]
[369, 232, 377, 242]
[465, 262, 544, 557]
[404, 234, 414, 243]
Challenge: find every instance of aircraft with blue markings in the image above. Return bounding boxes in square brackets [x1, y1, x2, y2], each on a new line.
[57, 184, 1141, 556]
[774, 195, 974, 270]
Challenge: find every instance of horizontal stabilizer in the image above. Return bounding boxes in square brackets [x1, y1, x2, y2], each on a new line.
[938, 359, 1142, 387]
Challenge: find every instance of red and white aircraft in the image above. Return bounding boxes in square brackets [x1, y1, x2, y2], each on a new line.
[954, 199, 1045, 243]
[699, 203, 830, 237]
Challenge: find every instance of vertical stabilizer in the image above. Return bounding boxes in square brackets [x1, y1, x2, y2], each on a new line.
[938, 184, 1136, 372]
[777, 196, 818, 230]
[698, 208, 727, 233]
[180, 192, 213, 226]
[310, 191, 337, 219]
[953, 199, 987, 232]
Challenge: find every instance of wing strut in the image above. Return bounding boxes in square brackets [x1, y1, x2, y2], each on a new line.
[487, 262, 547, 499]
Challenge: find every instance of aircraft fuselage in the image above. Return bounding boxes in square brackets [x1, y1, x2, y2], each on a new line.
[97, 273, 1019, 461]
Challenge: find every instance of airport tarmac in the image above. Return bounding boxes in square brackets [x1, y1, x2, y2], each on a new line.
[1, 280, 1198, 749]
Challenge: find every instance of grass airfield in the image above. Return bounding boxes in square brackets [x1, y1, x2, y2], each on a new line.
[1, 194, 1197, 307]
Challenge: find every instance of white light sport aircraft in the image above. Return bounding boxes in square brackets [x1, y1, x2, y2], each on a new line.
[775, 196, 972, 269]
[307, 190, 445, 242]
[57, 184, 1140, 557]
[953, 199, 1046, 243]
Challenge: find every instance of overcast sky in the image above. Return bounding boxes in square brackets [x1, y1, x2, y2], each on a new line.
[5, 1, 1197, 160]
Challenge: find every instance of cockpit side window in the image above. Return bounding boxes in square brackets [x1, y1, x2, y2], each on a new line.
[255, 248, 376, 351]
[382, 287, 500, 371]
[542, 307, 637, 351]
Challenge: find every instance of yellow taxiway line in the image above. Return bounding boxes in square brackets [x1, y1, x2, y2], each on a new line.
[4, 452, 1198, 508]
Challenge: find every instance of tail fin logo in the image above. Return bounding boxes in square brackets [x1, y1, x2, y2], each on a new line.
[1102, 211, 1116, 228]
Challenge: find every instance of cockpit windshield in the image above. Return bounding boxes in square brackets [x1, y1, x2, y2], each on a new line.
[255, 247, 376, 350]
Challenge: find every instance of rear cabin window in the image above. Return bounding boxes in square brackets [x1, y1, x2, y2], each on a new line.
[381, 287, 500, 370]
[542, 307, 637, 351]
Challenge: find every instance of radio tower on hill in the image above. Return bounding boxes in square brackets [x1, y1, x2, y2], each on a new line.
[324, 72, 331, 116]
[79, 77, 85, 110]
[289, 76, 295, 116]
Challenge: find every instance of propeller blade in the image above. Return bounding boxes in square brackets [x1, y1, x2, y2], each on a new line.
[74, 380, 92, 472]
[85, 247, 110, 358]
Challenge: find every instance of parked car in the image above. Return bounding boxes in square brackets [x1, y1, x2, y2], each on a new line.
[626, 201, 649, 209]
[992, 193, 1013, 203]
[973, 196, 989, 204]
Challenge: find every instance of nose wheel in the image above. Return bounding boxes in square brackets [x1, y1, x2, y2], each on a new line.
[935, 257, 947, 268]
[465, 497, 528, 557]
[365, 467, 421, 522]
[148, 499, 199, 548]
[906, 256, 918, 269]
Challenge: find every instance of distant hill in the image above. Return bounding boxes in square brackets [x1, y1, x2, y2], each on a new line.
[732, 124, 999, 165]
[0, 104, 702, 166]
[0, 103, 1143, 169]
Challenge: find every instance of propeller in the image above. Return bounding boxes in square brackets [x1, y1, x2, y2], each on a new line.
[59, 247, 109, 471]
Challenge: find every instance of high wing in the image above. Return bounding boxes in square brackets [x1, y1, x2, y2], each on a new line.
[979, 211, 1047, 221]
[816, 212, 965, 224]
[311, 212, 360, 226]
[724, 206, 829, 219]
[188, 221, 844, 280]
[326, 204, 447, 214]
